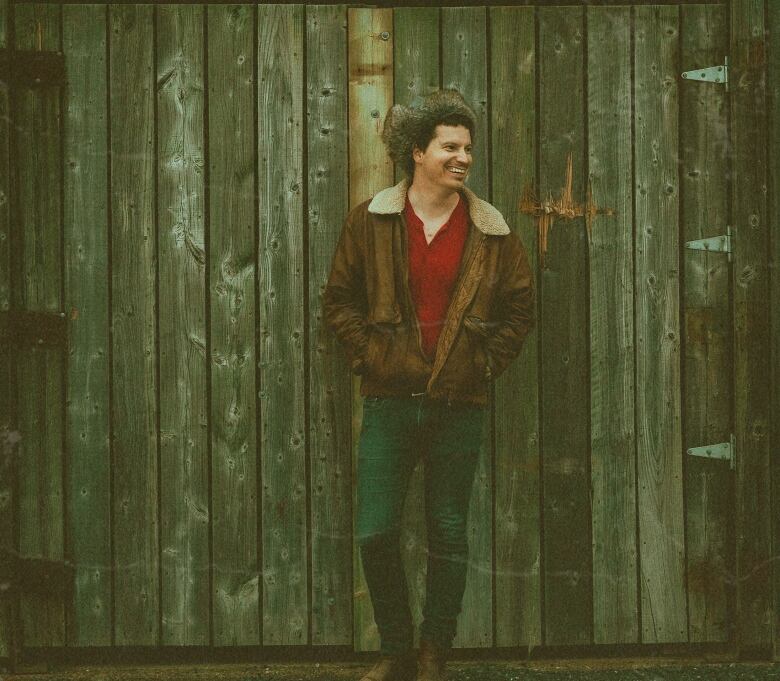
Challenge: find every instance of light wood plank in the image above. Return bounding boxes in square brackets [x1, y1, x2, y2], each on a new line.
[14, 1, 66, 648]
[307, 4, 352, 646]
[587, 5, 637, 645]
[207, 3, 259, 646]
[348, 6, 394, 653]
[157, 3, 209, 646]
[679, 3, 731, 644]
[729, 0, 773, 652]
[63, 2, 112, 647]
[257, 3, 307, 646]
[441, 6, 492, 649]
[490, 5, 541, 650]
[538, 5, 592, 646]
[109, 3, 159, 645]
[634, 4, 686, 644]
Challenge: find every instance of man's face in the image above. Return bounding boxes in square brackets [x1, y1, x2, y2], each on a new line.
[412, 124, 472, 190]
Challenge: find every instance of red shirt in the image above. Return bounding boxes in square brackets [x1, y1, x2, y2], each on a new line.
[404, 194, 469, 360]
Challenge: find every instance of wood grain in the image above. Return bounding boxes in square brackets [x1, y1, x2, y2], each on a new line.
[490, 5, 541, 650]
[587, 5, 637, 645]
[307, 4, 352, 646]
[109, 3, 159, 646]
[257, 3, 307, 646]
[634, 4, 687, 644]
[207, 4, 259, 646]
[157, 3, 209, 646]
[63, 3, 112, 647]
[538, 5, 592, 647]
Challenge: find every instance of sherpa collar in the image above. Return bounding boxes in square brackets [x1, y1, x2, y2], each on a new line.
[367, 178, 510, 236]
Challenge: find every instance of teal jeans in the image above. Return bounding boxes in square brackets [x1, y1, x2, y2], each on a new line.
[356, 394, 485, 655]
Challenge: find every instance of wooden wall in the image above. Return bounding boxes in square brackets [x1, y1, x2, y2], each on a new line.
[0, 0, 777, 659]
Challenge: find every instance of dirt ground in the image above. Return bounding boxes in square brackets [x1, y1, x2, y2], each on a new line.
[3, 658, 780, 681]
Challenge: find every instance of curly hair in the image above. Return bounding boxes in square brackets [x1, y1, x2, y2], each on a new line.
[381, 89, 477, 180]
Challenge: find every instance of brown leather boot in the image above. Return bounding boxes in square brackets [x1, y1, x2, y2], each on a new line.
[359, 652, 416, 681]
[416, 639, 446, 681]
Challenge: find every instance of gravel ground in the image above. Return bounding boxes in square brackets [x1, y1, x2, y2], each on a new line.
[3, 659, 780, 681]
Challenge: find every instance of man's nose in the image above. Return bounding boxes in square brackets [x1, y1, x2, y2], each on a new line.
[456, 149, 469, 165]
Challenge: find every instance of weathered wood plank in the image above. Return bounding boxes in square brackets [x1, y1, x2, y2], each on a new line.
[679, 3, 731, 644]
[207, 4, 259, 646]
[257, 3, 307, 646]
[393, 5, 439, 651]
[63, 3, 111, 647]
[157, 3, 209, 647]
[348, 6, 393, 654]
[587, 5, 637, 645]
[307, 4, 351, 646]
[441, 6, 492, 649]
[0, 0, 13, 659]
[109, 3, 159, 646]
[14, 1, 65, 648]
[769, 0, 780, 661]
[490, 5, 541, 650]
[633, 4, 686, 644]
[729, 0, 773, 652]
[538, 5, 591, 646]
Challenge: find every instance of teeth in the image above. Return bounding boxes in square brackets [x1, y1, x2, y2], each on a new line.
[447, 167, 465, 174]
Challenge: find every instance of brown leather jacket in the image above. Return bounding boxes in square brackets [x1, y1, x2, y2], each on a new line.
[323, 178, 535, 406]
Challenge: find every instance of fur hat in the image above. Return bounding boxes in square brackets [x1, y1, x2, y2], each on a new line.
[381, 88, 477, 179]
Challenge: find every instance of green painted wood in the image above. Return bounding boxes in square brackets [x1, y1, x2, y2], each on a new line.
[729, 0, 773, 652]
[538, 5, 591, 647]
[679, 3, 732, 644]
[109, 3, 159, 646]
[442, 6, 492, 649]
[587, 6, 637, 645]
[348, 6, 394, 653]
[393, 5, 439, 651]
[156, 3, 209, 647]
[63, 3, 111, 647]
[634, 4, 687, 644]
[769, 0, 780, 660]
[14, 2, 65, 648]
[307, 4, 351, 646]
[257, 3, 307, 646]
[207, 4, 259, 646]
[0, 0, 12, 659]
[489, 5, 541, 650]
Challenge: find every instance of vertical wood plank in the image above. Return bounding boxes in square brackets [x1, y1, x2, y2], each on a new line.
[634, 4, 686, 644]
[14, 1, 66, 648]
[207, 4, 259, 646]
[490, 5, 541, 649]
[109, 3, 159, 646]
[393, 5, 439, 651]
[587, 6, 637, 645]
[538, 5, 592, 646]
[257, 3, 307, 646]
[63, 2, 112, 647]
[679, 3, 732, 644]
[0, 0, 13, 659]
[157, 3, 209, 647]
[729, 0, 772, 652]
[348, 6, 393, 653]
[769, 0, 780, 661]
[307, 4, 351, 646]
[442, 6, 492, 649]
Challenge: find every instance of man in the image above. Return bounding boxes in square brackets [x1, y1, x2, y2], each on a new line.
[323, 89, 535, 681]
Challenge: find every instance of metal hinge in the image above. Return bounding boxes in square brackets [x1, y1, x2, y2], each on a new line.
[681, 56, 728, 90]
[687, 433, 736, 471]
[685, 225, 733, 263]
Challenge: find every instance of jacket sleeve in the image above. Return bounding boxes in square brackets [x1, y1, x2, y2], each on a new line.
[322, 205, 371, 374]
[484, 232, 536, 380]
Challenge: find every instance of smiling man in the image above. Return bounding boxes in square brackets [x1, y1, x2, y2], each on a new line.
[323, 89, 535, 681]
